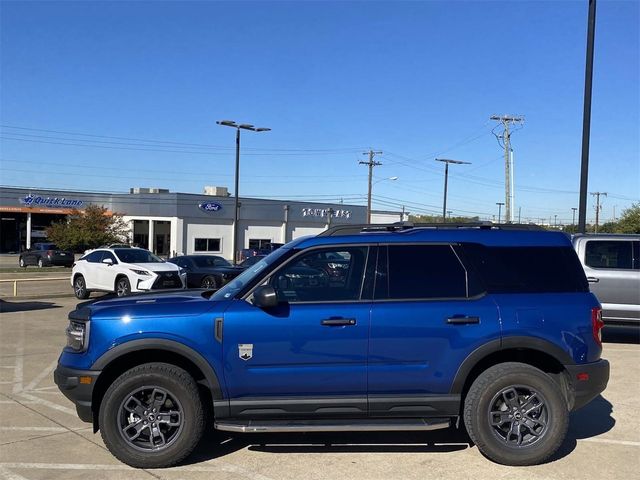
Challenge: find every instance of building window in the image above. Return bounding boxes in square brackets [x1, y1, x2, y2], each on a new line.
[194, 238, 221, 252]
[249, 239, 272, 250]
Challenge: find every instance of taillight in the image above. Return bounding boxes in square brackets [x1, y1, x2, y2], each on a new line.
[591, 307, 604, 347]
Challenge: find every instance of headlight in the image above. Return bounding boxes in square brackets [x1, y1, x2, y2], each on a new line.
[65, 320, 88, 352]
[130, 269, 151, 276]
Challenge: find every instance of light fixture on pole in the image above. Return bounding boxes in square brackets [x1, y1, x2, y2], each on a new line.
[435, 159, 471, 222]
[216, 120, 271, 264]
[367, 176, 398, 222]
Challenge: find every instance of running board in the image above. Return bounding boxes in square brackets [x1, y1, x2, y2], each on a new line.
[215, 418, 451, 433]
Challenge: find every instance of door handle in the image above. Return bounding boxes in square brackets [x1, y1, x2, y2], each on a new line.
[446, 316, 480, 325]
[587, 277, 600, 283]
[321, 318, 357, 326]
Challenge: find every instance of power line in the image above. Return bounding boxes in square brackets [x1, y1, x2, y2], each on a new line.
[0, 125, 364, 153]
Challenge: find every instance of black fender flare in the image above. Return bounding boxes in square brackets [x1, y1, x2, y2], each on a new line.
[449, 336, 575, 394]
[92, 338, 223, 400]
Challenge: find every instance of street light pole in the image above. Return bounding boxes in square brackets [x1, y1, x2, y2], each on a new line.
[496, 202, 505, 223]
[217, 120, 271, 264]
[435, 158, 471, 222]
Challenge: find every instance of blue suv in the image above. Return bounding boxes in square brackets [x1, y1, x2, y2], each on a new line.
[54, 224, 609, 468]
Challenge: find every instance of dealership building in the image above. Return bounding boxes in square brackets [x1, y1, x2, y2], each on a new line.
[0, 186, 405, 259]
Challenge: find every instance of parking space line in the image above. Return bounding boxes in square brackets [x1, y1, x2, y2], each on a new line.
[0, 426, 68, 432]
[580, 437, 640, 447]
[0, 462, 277, 479]
[23, 360, 57, 393]
[0, 465, 30, 480]
[15, 392, 76, 416]
[11, 332, 23, 395]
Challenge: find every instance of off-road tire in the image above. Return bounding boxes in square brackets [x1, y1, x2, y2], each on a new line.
[463, 362, 568, 466]
[99, 362, 205, 468]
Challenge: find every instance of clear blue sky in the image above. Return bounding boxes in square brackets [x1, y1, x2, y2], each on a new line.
[1, 0, 638, 223]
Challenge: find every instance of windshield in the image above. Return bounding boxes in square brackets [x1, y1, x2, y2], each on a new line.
[114, 248, 163, 264]
[192, 256, 231, 268]
[212, 248, 291, 301]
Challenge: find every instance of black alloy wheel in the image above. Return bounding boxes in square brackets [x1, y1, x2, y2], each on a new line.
[200, 276, 218, 290]
[487, 385, 549, 447]
[117, 386, 184, 452]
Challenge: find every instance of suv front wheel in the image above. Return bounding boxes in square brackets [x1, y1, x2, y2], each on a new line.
[463, 362, 568, 466]
[99, 363, 205, 468]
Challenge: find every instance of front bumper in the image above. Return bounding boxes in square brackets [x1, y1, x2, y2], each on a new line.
[565, 359, 610, 411]
[54, 364, 101, 423]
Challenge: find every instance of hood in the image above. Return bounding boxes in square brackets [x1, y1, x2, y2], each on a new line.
[131, 262, 180, 272]
[78, 289, 220, 319]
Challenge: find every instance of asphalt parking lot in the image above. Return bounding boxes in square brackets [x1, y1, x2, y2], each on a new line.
[0, 296, 639, 480]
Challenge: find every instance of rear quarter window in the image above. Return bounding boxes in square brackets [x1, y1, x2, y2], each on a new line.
[462, 244, 589, 293]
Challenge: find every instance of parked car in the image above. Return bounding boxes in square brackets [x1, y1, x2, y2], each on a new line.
[238, 255, 266, 269]
[167, 255, 243, 289]
[71, 246, 184, 299]
[56, 223, 609, 468]
[572, 233, 640, 325]
[19, 243, 74, 268]
[239, 243, 284, 262]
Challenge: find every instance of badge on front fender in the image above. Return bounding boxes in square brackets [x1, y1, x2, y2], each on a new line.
[238, 344, 253, 361]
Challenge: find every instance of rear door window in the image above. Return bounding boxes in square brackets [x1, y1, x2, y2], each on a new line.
[379, 244, 468, 300]
[585, 240, 634, 270]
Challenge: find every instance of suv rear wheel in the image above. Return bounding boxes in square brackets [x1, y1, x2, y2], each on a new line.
[99, 363, 205, 468]
[463, 362, 568, 466]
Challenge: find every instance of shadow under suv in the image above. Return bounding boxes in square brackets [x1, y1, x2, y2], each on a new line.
[55, 223, 609, 468]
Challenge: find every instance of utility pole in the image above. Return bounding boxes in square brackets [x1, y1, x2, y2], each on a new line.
[360, 150, 383, 223]
[496, 202, 504, 223]
[578, 0, 598, 233]
[554, 214, 558, 228]
[591, 191, 607, 233]
[518, 206, 522, 224]
[435, 158, 471, 222]
[572, 207, 577, 226]
[491, 115, 524, 223]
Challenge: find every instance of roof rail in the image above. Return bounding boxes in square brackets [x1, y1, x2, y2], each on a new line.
[318, 223, 414, 237]
[318, 222, 544, 237]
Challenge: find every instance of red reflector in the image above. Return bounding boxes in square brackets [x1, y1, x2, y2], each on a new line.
[577, 373, 589, 381]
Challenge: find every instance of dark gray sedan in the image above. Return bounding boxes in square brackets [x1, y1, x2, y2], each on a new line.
[19, 243, 74, 268]
[168, 255, 244, 289]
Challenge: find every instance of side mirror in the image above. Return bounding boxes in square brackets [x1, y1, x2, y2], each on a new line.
[102, 258, 114, 265]
[252, 285, 279, 309]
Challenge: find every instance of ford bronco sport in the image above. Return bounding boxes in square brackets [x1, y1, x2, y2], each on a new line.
[55, 223, 609, 467]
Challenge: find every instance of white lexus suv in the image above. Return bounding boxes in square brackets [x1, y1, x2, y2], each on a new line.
[71, 246, 185, 299]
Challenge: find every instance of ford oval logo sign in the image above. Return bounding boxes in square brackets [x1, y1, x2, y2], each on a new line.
[198, 201, 223, 213]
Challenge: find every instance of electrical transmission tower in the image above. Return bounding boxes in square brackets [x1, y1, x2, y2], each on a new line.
[490, 115, 524, 223]
[590, 191, 607, 233]
[360, 150, 383, 223]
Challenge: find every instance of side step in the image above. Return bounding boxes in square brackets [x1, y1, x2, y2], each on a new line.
[215, 418, 451, 433]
